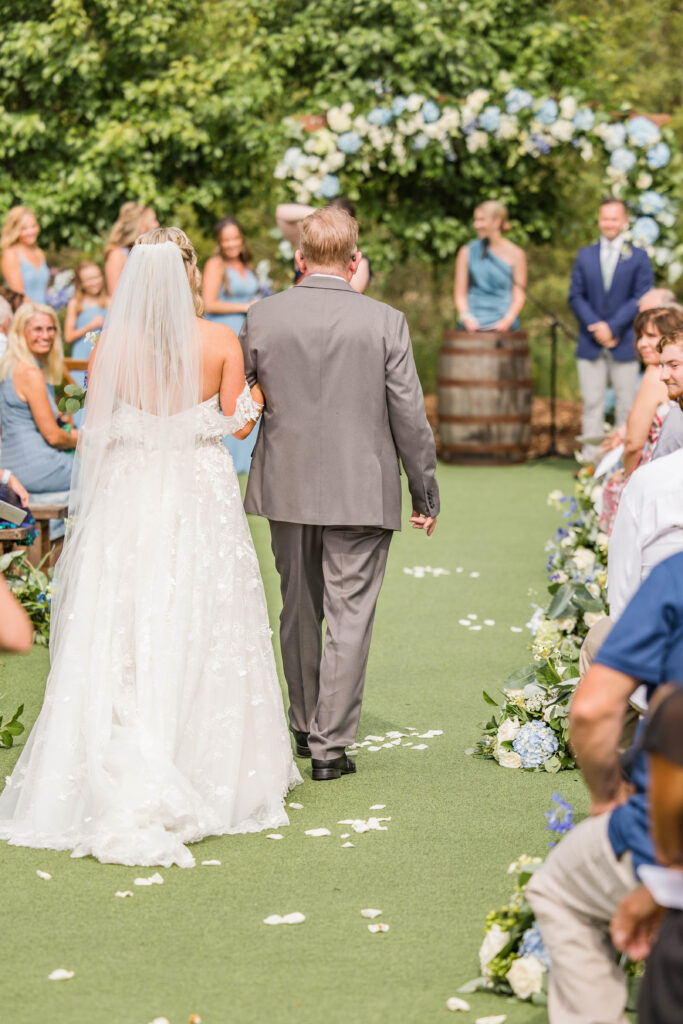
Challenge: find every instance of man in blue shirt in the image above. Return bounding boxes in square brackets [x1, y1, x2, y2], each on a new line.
[526, 552, 683, 1024]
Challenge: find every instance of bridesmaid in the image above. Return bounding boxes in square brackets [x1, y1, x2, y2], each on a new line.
[1, 207, 50, 303]
[202, 216, 261, 472]
[454, 200, 526, 332]
[104, 202, 159, 294]
[64, 261, 110, 427]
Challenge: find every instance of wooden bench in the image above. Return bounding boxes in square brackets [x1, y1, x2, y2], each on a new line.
[0, 526, 30, 555]
[28, 503, 68, 568]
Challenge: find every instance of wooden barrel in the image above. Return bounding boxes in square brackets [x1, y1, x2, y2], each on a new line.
[438, 330, 533, 465]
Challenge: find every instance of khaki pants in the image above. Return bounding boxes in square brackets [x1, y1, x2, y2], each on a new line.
[577, 355, 640, 459]
[526, 813, 638, 1024]
[579, 617, 640, 751]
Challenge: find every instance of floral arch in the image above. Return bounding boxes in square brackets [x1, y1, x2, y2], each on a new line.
[274, 86, 681, 281]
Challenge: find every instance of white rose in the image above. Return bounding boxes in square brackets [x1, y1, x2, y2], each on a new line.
[556, 617, 577, 633]
[506, 955, 545, 999]
[587, 582, 601, 598]
[559, 96, 577, 119]
[584, 611, 607, 629]
[595, 532, 609, 550]
[547, 489, 564, 507]
[497, 717, 520, 744]
[572, 547, 596, 573]
[497, 747, 523, 768]
[326, 108, 352, 133]
[479, 923, 510, 975]
[495, 717, 522, 768]
[549, 118, 574, 142]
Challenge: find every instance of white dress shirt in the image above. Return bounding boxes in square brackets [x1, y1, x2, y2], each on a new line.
[599, 232, 625, 292]
[608, 446, 683, 620]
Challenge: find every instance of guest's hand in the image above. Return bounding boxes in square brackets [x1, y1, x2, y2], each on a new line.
[8, 474, 29, 508]
[610, 886, 665, 961]
[492, 316, 514, 332]
[462, 315, 479, 332]
[588, 321, 616, 347]
[410, 511, 437, 536]
[600, 428, 624, 453]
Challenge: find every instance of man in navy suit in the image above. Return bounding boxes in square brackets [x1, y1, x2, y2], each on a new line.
[569, 198, 654, 458]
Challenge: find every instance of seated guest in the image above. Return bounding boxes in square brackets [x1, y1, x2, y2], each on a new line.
[652, 328, 683, 461]
[0, 303, 77, 494]
[276, 198, 372, 292]
[454, 200, 526, 332]
[0, 467, 29, 509]
[0, 295, 12, 357]
[527, 553, 683, 1024]
[638, 287, 678, 311]
[104, 202, 159, 294]
[0, 576, 33, 652]
[611, 685, 683, 1024]
[0, 207, 49, 303]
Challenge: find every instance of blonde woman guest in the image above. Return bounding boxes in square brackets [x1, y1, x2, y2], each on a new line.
[64, 261, 109, 345]
[276, 198, 371, 291]
[1, 207, 49, 303]
[454, 200, 526, 331]
[0, 304, 77, 494]
[203, 217, 261, 472]
[104, 202, 159, 294]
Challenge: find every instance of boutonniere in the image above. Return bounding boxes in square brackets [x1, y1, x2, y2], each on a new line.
[619, 244, 633, 262]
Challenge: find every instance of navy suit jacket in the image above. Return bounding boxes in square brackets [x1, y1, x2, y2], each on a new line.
[569, 242, 653, 362]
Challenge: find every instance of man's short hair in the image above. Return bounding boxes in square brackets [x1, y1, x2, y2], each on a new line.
[635, 306, 683, 342]
[658, 329, 683, 354]
[600, 196, 628, 214]
[300, 207, 358, 268]
[639, 287, 677, 311]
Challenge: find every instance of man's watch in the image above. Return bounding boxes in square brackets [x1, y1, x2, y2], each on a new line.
[1, 469, 11, 486]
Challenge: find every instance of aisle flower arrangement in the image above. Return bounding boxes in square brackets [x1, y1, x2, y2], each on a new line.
[469, 468, 608, 772]
[0, 550, 53, 647]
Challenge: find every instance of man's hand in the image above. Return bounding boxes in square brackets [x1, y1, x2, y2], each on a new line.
[588, 321, 617, 347]
[610, 885, 665, 961]
[410, 511, 437, 536]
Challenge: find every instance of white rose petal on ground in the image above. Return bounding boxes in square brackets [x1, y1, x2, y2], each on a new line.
[369, 804, 386, 810]
[484, 619, 495, 626]
[368, 923, 390, 933]
[365, 734, 384, 742]
[48, 969, 75, 981]
[456, 567, 464, 572]
[36, 870, 52, 880]
[340, 833, 350, 838]
[470, 571, 480, 578]
[411, 743, 428, 750]
[458, 619, 471, 626]
[382, 742, 395, 748]
[266, 834, 284, 841]
[305, 828, 331, 837]
[469, 625, 482, 631]
[115, 891, 134, 898]
[134, 872, 164, 886]
[288, 802, 303, 809]
[201, 859, 222, 864]
[467, 613, 477, 619]
[419, 730, 443, 737]
[385, 731, 404, 739]
[510, 626, 523, 633]
[263, 915, 285, 925]
[367, 745, 381, 752]
[149, 1018, 171, 1024]
[361, 908, 382, 918]
[282, 912, 306, 924]
[475, 1017, 507, 1024]
[446, 997, 471, 1012]
[341, 842, 354, 848]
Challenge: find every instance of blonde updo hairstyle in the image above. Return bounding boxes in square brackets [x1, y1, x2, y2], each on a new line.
[0, 206, 38, 251]
[135, 226, 204, 316]
[105, 201, 155, 257]
[475, 200, 511, 233]
[0, 302, 64, 385]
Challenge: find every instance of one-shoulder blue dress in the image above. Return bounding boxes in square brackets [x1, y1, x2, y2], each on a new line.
[464, 239, 520, 330]
[19, 257, 50, 304]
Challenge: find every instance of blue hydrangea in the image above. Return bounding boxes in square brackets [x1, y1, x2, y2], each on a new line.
[646, 142, 671, 169]
[421, 100, 441, 123]
[479, 105, 501, 133]
[639, 190, 666, 216]
[519, 924, 551, 968]
[392, 96, 409, 117]
[512, 721, 559, 768]
[609, 146, 637, 172]
[535, 99, 558, 125]
[505, 88, 533, 114]
[319, 174, 341, 199]
[462, 119, 477, 136]
[412, 133, 429, 151]
[337, 131, 363, 155]
[531, 133, 551, 155]
[367, 106, 392, 126]
[573, 108, 595, 132]
[632, 216, 660, 246]
[626, 116, 661, 148]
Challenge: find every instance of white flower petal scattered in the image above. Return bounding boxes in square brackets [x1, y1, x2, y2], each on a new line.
[263, 912, 306, 926]
[365, 734, 384, 742]
[446, 997, 471, 1012]
[134, 872, 164, 886]
[467, 613, 477, 619]
[361, 908, 382, 918]
[288, 802, 303, 809]
[369, 804, 386, 810]
[470, 571, 481, 578]
[456, 567, 464, 572]
[411, 743, 428, 750]
[201, 859, 222, 864]
[469, 625, 482, 631]
[368, 923, 390, 933]
[385, 731, 404, 739]
[340, 833, 350, 838]
[475, 1017, 507, 1024]
[266, 834, 284, 841]
[367, 745, 381, 751]
[36, 870, 52, 880]
[305, 828, 331, 837]
[484, 619, 495, 626]
[419, 730, 443, 737]
[149, 1018, 171, 1024]
[341, 842, 354, 847]
[115, 890, 134, 898]
[510, 626, 523, 633]
[48, 969, 74, 981]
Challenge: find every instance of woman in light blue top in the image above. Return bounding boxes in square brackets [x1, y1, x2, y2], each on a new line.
[202, 217, 261, 472]
[454, 200, 526, 331]
[64, 261, 110, 427]
[1, 206, 50, 303]
[0, 303, 77, 495]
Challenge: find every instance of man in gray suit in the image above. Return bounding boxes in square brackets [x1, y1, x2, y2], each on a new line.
[240, 206, 439, 780]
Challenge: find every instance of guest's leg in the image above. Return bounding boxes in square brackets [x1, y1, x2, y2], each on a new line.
[526, 814, 638, 1024]
[577, 355, 608, 459]
[610, 357, 641, 429]
[308, 526, 392, 761]
[268, 520, 324, 735]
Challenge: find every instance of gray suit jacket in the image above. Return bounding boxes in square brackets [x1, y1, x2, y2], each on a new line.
[240, 275, 439, 531]
[652, 403, 683, 461]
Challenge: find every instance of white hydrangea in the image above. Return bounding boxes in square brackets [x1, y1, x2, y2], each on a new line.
[556, 617, 577, 633]
[352, 115, 370, 136]
[496, 114, 519, 140]
[326, 107, 353, 133]
[303, 175, 322, 194]
[580, 141, 594, 161]
[406, 92, 425, 112]
[440, 108, 461, 131]
[506, 955, 545, 999]
[637, 171, 654, 189]
[572, 547, 596, 573]
[595, 532, 609, 551]
[549, 119, 574, 142]
[559, 96, 577, 120]
[466, 130, 489, 153]
[466, 88, 490, 114]
[584, 611, 607, 629]
[326, 151, 346, 172]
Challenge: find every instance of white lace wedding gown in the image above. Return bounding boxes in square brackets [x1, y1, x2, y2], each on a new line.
[0, 389, 302, 867]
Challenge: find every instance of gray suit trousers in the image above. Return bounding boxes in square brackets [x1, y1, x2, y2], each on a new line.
[269, 521, 392, 761]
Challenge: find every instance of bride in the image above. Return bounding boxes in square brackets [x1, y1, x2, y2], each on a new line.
[0, 227, 301, 867]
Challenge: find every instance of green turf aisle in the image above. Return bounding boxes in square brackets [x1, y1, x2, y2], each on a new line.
[0, 460, 583, 1024]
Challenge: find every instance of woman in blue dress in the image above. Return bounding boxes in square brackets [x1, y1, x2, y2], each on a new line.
[1, 207, 50, 303]
[104, 202, 159, 295]
[454, 201, 526, 332]
[202, 217, 261, 472]
[0, 303, 77, 496]
[64, 261, 110, 427]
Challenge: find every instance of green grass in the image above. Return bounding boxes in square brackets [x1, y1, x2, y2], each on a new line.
[0, 459, 584, 1024]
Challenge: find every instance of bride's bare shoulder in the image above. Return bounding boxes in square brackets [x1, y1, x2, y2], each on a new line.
[197, 317, 241, 356]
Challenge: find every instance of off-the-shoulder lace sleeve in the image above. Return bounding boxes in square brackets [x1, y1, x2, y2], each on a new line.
[222, 382, 263, 433]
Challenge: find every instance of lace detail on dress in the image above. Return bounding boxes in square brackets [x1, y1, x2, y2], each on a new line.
[222, 383, 263, 435]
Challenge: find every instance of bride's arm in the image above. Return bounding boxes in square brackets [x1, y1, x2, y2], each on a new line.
[232, 382, 264, 440]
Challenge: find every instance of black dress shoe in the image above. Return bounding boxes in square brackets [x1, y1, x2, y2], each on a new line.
[311, 754, 356, 781]
[291, 729, 311, 758]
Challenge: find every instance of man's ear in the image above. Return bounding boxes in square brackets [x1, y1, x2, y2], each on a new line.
[295, 249, 306, 273]
[350, 250, 362, 273]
